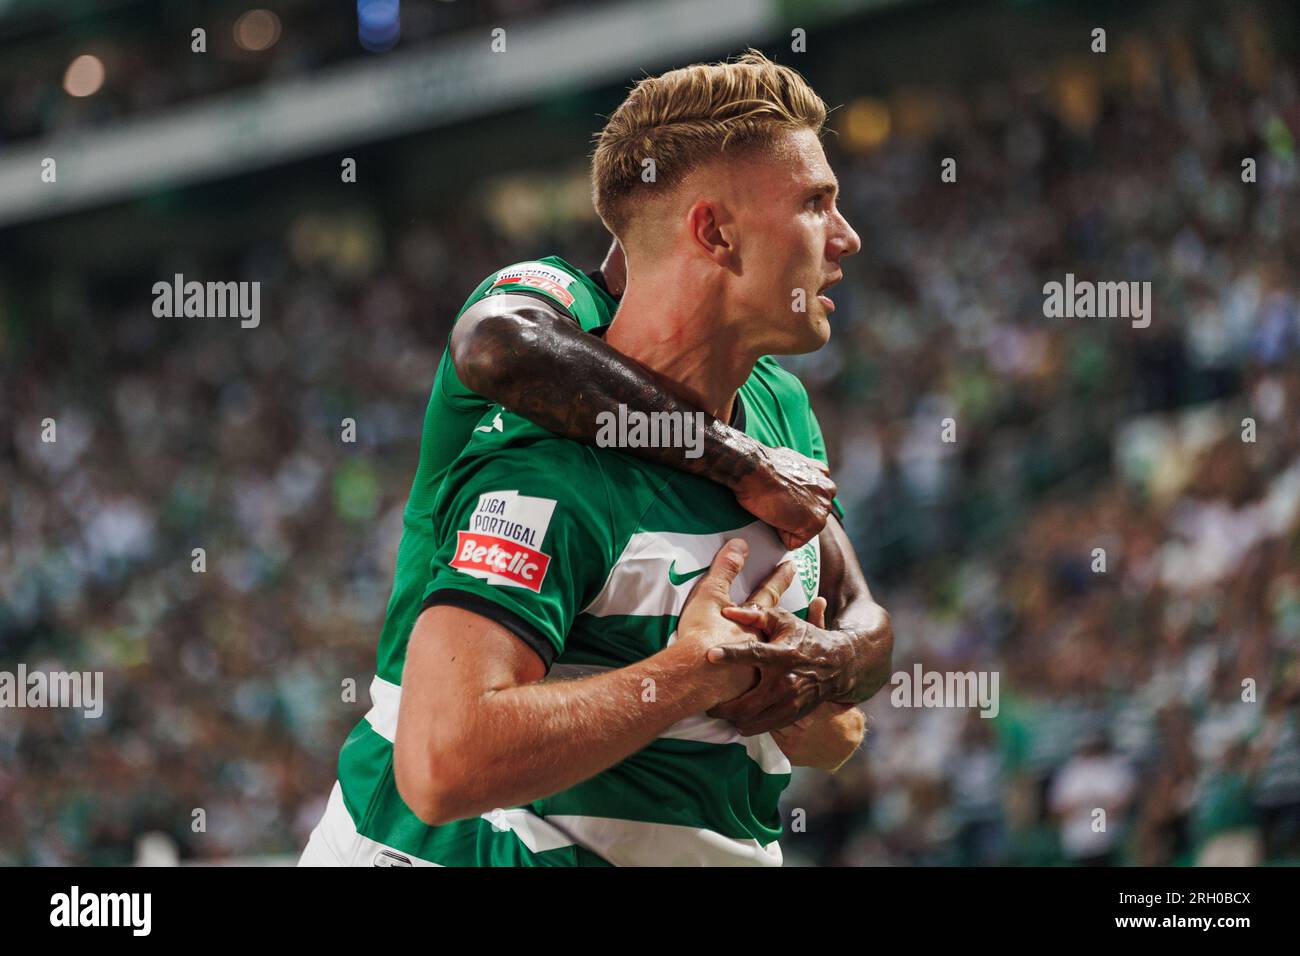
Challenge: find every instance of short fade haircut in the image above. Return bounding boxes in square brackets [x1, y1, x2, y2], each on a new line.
[591, 49, 828, 242]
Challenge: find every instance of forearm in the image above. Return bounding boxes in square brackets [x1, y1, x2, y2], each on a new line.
[821, 517, 894, 705]
[415, 642, 728, 823]
[826, 598, 893, 705]
[453, 305, 763, 485]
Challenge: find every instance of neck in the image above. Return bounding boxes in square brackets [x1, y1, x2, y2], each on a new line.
[605, 263, 756, 420]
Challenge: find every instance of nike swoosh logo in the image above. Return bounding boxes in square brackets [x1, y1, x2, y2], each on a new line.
[667, 560, 708, 586]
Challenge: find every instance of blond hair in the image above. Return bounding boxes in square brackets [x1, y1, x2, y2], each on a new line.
[591, 49, 828, 241]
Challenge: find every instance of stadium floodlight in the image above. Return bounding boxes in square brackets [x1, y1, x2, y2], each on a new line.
[358, 0, 400, 53]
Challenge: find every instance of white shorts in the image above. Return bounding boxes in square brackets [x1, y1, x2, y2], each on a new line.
[297, 781, 440, 867]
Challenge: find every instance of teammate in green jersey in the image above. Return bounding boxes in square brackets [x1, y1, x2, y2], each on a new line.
[300, 51, 893, 865]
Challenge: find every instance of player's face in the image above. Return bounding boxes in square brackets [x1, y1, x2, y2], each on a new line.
[730, 127, 860, 354]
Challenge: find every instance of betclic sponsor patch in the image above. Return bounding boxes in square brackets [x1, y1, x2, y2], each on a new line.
[488, 261, 577, 308]
[449, 490, 557, 592]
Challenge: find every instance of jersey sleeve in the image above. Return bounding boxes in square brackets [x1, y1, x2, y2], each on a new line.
[465, 257, 582, 317]
[419, 443, 614, 671]
[438, 259, 601, 411]
[434, 342, 490, 412]
[460, 260, 586, 321]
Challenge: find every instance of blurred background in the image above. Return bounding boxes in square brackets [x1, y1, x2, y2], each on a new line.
[1, 0, 1298, 866]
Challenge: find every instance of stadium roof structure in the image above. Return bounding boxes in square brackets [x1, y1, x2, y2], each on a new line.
[0, 0, 909, 227]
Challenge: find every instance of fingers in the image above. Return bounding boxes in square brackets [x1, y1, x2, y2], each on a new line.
[730, 679, 820, 735]
[688, 538, 748, 607]
[714, 681, 819, 737]
[778, 529, 804, 551]
[780, 503, 832, 548]
[706, 638, 793, 666]
[708, 679, 779, 727]
[719, 604, 799, 639]
[735, 701, 814, 737]
[807, 596, 827, 629]
[742, 561, 795, 610]
[706, 684, 763, 721]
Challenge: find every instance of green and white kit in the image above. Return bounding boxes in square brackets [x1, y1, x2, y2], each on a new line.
[303, 257, 837, 866]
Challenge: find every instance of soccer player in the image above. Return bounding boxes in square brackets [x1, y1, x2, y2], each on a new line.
[300, 51, 891, 865]
[446, 247, 890, 735]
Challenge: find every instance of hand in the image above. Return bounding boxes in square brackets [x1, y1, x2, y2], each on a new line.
[674, 539, 797, 703]
[770, 693, 864, 773]
[769, 599, 864, 771]
[732, 445, 836, 551]
[704, 594, 855, 736]
[767, 599, 855, 733]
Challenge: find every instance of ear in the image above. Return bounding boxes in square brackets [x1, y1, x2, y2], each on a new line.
[684, 199, 735, 267]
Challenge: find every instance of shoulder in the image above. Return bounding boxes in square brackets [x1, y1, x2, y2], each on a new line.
[437, 408, 669, 545]
[737, 356, 829, 464]
[455, 256, 612, 331]
[748, 356, 806, 398]
[447, 408, 595, 486]
[748, 355, 813, 406]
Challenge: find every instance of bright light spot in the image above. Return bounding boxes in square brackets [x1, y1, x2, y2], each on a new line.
[842, 98, 891, 151]
[234, 9, 282, 52]
[358, 0, 400, 53]
[63, 54, 105, 97]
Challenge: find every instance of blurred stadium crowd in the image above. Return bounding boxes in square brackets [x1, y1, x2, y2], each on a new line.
[2, 4, 1299, 865]
[0, 0, 591, 142]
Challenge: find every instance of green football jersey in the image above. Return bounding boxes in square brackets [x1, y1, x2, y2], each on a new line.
[337, 353, 831, 866]
[374, 257, 618, 686]
[329, 254, 839, 866]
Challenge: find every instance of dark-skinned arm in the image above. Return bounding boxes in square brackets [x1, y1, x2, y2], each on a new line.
[704, 514, 894, 736]
[448, 290, 836, 550]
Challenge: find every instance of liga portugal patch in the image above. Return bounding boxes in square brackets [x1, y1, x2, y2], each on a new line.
[489, 262, 576, 308]
[449, 491, 557, 592]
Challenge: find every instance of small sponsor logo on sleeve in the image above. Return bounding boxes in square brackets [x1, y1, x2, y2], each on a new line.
[450, 490, 557, 592]
[489, 261, 576, 308]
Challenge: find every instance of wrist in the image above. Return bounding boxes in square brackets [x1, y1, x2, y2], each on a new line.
[824, 628, 862, 702]
[652, 641, 738, 713]
[721, 429, 771, 491]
